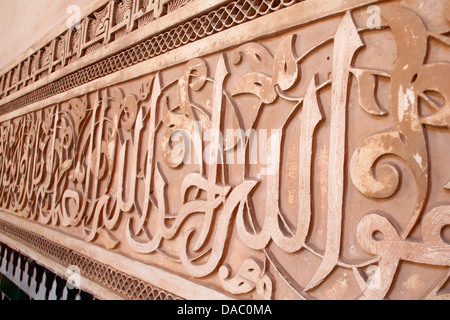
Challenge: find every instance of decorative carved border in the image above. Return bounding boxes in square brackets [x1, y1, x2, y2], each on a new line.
[0, 0, 302, 115]
[0, 218, 182, 300]
[0, 0, 197, 98]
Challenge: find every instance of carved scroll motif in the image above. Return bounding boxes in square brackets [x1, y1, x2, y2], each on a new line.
[219, 258, 273, 300]
[305, 12, 363, 291]
[357, 206, 450, 299]
[0, 2, 448, 300]
[350, 5, 450, 299]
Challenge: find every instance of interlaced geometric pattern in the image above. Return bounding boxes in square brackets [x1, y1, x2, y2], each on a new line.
[0, 0, 301, 116]
[167, 0, 193, 12]
[0, 219, 182, 300]
[0, 242, 97, 300]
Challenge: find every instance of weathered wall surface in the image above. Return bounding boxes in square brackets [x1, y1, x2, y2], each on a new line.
[0, 0, 448, 300]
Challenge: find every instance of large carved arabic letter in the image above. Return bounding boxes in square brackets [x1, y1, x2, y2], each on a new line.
[350, 5, 429, 239]
[40, 105, 59, 225]
[235, 130, 280, 250]
[306, 12, 363, 291]
[83, 90, 115, 241]
[235, 37, 321, 253]
[14, 114, 33, 214]
[116, 94, 141, 214]
[161, 59, 208, 168]
[65, 94, 101, 229]
[132, 74, 160, 232]
[195, 54, 228, 252]
[272, 76, 323, 253]
[356, 214, 405, 300]
[180, 179, 257, 278]
[400, 4, 432, 199]
[126, 75, 179, 254]
[177, 54, 258, 277]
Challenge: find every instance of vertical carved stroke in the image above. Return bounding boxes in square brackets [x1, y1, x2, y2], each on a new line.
[235, 35, 322, 254]
[125, 74, 162, 250]
[40, 105, 59, 225]
[305, 12, 363, 291]
[351, 5, 436, 300]
[271, 76, 323, 253]
[351, 5, 430, 239]
[195, 54, 229, 252]
[83, 90, 111, 241]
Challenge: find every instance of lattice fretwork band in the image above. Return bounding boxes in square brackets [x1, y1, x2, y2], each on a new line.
[0, 219, 182, 300]
[0, 0, 301, 116]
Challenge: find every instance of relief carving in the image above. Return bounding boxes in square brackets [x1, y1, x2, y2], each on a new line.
[0, 0, 449, 300]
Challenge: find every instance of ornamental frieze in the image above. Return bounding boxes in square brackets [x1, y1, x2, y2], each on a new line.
[0, 0, 449, 300]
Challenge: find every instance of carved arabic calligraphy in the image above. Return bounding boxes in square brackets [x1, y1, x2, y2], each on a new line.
[0, 2, 449, 300]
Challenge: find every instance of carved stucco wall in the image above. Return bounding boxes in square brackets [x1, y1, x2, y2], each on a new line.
[0, 0, 449, 300]
[0, 0, 92, 70]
